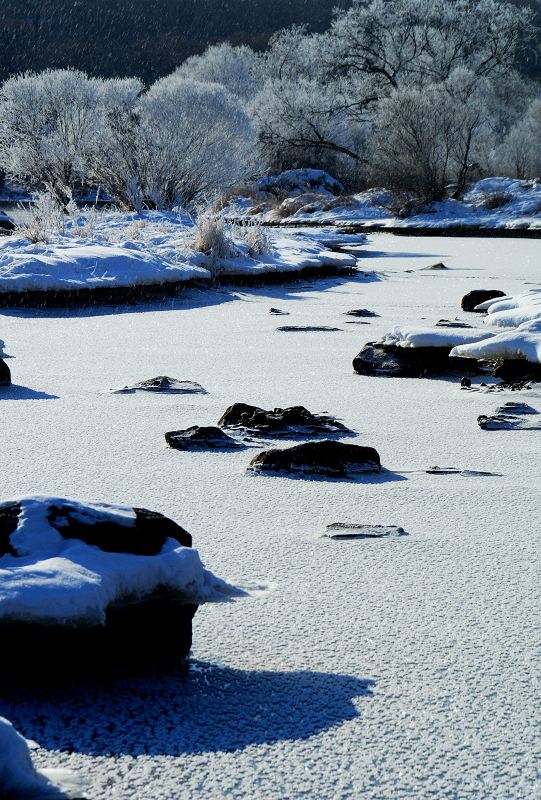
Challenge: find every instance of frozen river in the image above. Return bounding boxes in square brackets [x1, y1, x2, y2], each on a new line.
[0, 233, 539, 799]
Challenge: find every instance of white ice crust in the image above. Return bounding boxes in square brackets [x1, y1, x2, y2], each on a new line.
[0, 496, 244, 626]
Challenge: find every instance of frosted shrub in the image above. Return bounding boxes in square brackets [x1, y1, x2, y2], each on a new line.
[16, 191, 64, 243]
[235, 218, 272, 256]
[192, 211, 239, 266]
[0, 69, 102, 205]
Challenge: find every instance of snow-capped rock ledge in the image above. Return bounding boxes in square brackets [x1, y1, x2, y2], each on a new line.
[0, 497, 248, 675]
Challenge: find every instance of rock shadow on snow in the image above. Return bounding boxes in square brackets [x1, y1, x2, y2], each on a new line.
[0, 665, 375, 756]
[0, 384, 59, 400]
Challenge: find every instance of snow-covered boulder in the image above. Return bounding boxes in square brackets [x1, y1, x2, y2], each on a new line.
[0, 497, 245, 675]
[451, 319, 541, 363]
[0, 338, 12, 386]
[249, 440, 381, 478]
[353, 326, 494, 378]
[380, 326, 494, 350]
[461, 289, 506, 312]
[478, 288, 541, 329]
[0, 716, 84, 798]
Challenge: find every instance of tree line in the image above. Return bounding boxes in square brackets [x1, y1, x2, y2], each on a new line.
[0, 0, 539, 209]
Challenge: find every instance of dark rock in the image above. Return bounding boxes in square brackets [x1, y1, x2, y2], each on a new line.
[0, 502, 20, 557]
[345, 321, 372, 325]
[353, 342, 481, 378]
[0, 593, 197, 680]
[249, 440, 381, 478]
[0, 359, 11, 386]
[113, 376, 206, 394]
[324, 523, 406, 540]
[344, 308, 379, 318]
[0, 498, 198, 677]
[477, 413, 541, 431]
[277, 325, 342, 332]
[421, 262, 448, 270]
[165, 425, 241, 450]
[269, 307, 289, 315]
[493, 359, 541, 383]
[496, 402, 538, 415]
[461, 377, 472, 388]
[436, 319, 472, 328]
[47, 503, 192, 553]
[218, 403, 349, 436]
[461, 289, 506, 312]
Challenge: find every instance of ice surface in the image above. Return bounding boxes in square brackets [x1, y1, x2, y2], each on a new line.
[0, 233, 538, 800]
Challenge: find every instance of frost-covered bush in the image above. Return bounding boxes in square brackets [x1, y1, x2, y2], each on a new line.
[94, 77, 260, 211]
[191, 210, 240, 268]
[170, 43, 260, 103]
[0, 69, 102, 205]
[234, 217, 272, 256]
[16, 191, 64, 243]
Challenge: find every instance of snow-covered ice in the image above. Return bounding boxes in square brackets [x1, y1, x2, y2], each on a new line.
[0, 232, 539, 799]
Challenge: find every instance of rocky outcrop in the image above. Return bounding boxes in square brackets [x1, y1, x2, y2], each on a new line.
[165, 425, 241, 450]
[324, 523, 406, 540]
[352, 342, 481, 378]
[0, 497, 223, 677]
[277, 325, 342, 332]
[218, 403, 349, 436]
[249, 440, 381, 478]
[113, 376, 206, 394]
[493, 359, 541, 383]
[461, 289, 506, 312]
[344, 308, 379, 318]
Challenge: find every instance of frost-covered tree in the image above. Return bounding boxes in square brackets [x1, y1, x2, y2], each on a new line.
[0, 69, 102, 205]
[253, 0, 533, 184]
[94, 76, 259, 210]
[330, 0, 533, 89]
[170, 44, 260, 103]
[369, 71, 496, 201]
[494, 98, 541, 178]
[253, 27, 373, 180]
[90, 78, 145, 209]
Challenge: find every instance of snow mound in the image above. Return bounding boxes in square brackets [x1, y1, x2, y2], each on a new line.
[220, 234, 357, 276]
[380, 326, 494, 349]
[0, 716, 80, 798]
[477, 288, 541, 329]
[0, 496, 245, 626]
[450, 319, 541, 364]
[0, 240, 210, 293]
